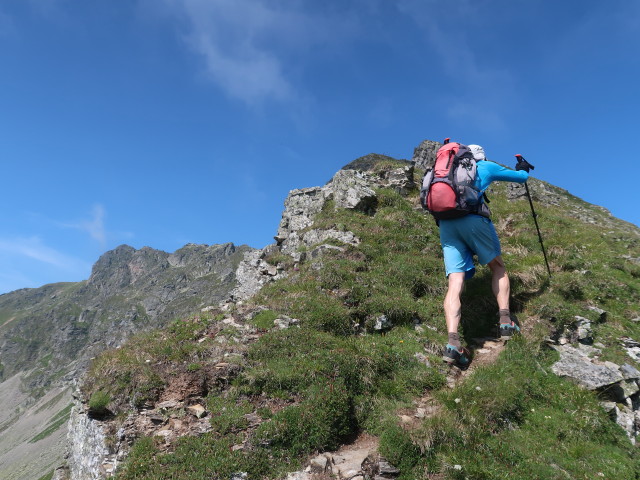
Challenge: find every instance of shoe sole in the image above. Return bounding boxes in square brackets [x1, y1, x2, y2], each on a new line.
[442, 355, 470, 368]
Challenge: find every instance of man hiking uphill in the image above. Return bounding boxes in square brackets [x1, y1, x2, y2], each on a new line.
[420, 139, 533, 368]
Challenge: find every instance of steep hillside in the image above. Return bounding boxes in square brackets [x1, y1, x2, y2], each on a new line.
[62, 147, 640, 480]
[0, 242, 252, 480]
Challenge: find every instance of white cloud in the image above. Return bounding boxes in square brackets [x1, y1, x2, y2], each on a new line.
[151, 0, 357, 106]
[0, 236, 88, 270]
[60, 204, 107, 248]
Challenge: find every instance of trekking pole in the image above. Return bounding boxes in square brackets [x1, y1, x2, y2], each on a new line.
[515, 154, 552, 278]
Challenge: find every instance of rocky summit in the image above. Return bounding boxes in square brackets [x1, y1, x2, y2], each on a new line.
[2, 141, 640, 480]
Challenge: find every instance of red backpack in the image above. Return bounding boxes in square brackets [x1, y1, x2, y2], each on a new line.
[420, 140, 489, 220]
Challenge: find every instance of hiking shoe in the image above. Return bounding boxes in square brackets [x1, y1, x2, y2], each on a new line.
[499, 320, 521, 340]
[442, 344, 471, 368]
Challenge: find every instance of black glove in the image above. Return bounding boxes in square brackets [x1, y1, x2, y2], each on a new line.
[515, 154, 535, 173]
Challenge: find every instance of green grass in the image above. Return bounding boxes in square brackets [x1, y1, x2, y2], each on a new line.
[250, 309, 278, 330]
[381, 337, 638, 479]
[88, 164, 640, 479]
[82, 314, 223, 412]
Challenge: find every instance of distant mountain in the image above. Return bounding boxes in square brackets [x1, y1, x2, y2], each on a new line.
[0, 242, 252, 480]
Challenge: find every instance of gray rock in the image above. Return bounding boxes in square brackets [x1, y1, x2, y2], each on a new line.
[600, 401, 617, 414]
[621, 379, 640, 399]
[373, 315, 392, 331]
[614, 405, 637, 444]
[587, 306, 607, 323]
[231, 250, 275, 301]
[621, 363, 640, 380]
[575, 316, 593, 344]
[330, 170, 378, 213]
[275, 186, 329, 246]
[622, 337, 640, 348]
[67, 401, 117, 480]
[412, 139, 442, 171]
[274, 316, 300, 330]
[301, 228, 360, 248]
[52, 466, 70, 480]
[551, 345, 623, 389]
[309, 453, 332, 473]
[414, 352, 431, 367]
[378, 459, 400, 476]
[284, 473, 312, 480]
[576, 343, 601, 356]
[507, 182, 528, 200]
[374, 165, 415, 195]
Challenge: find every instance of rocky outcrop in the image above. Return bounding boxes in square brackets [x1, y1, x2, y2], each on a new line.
[274, 186, 331, 256]
[274, 161, 413, 259]
[412, 139, 442, 170]
[66, 399, 113, 480]
[329, 170, 378, 212]
[550, 328, 640, 443]
[230, 249, 286, 301]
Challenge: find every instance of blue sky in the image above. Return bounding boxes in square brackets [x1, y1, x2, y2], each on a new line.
[1, 0, 638, 294]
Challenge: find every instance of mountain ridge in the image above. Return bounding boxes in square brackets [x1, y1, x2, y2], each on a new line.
[59, 147, 640, 479]
[0, 242, 253, 480]
[2, 141, 639, 480]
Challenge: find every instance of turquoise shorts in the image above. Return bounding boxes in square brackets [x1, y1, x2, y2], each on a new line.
[439, 215, 501, 278]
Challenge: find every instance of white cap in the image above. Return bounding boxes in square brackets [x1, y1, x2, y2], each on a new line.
[468, 144, 486, 161]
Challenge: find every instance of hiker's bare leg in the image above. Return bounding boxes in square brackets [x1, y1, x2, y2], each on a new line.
[487, 255, 509, 311]
[444, 272, 465, 334]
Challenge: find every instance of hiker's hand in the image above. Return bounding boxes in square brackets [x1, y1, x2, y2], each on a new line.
[515, 155, 534, 173]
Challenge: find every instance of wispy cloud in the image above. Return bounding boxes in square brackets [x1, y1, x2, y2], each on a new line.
[60, 204, 107, 248]
[151, 0, 357, 106]
[0, 236, 89, 271]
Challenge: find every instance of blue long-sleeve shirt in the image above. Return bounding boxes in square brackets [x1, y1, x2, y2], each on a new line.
[475, 161, 529, 193]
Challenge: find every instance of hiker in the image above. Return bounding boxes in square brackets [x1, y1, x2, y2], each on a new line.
[421, 141, 532, 367]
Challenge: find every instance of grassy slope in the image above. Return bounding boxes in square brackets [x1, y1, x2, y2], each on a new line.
[84, 163, 640, 479]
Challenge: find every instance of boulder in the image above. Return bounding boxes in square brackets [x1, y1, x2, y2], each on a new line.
[575, 316, 593, 344]
[373, 315, 392, 331]
[551, 345, 623, 389]
[621, 363, 640, 380]
[186, 404, 206, 419]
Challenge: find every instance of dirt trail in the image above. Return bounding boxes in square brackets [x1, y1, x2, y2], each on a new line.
[287, 337, 507, 480]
